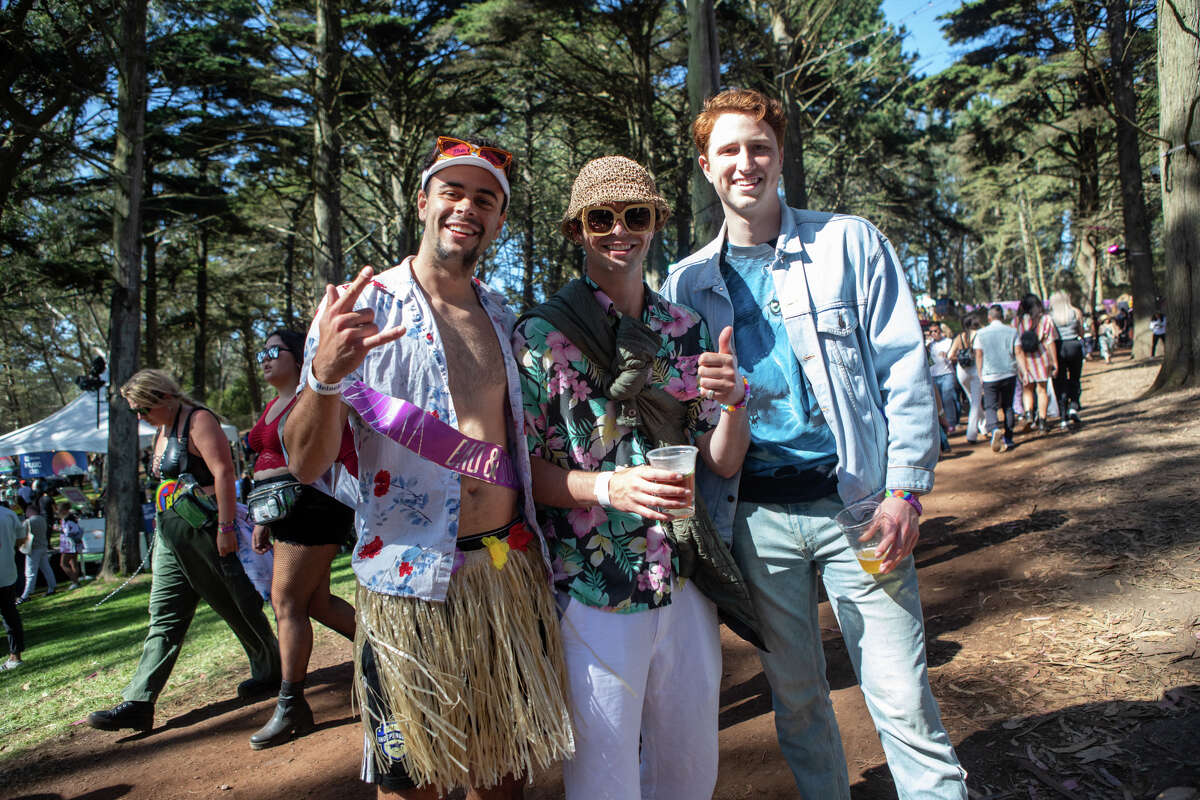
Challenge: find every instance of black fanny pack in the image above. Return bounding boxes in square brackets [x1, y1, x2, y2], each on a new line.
[247, 475, 305, 525]
[739, 463, 839, 505]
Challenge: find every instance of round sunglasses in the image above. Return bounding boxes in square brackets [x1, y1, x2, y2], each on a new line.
[581, 204, 655, 236]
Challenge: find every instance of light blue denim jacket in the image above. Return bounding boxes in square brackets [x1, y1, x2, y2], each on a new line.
[662, 206, 938, 541]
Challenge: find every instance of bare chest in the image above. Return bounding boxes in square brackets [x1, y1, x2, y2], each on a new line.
[430, 305, 509, 416]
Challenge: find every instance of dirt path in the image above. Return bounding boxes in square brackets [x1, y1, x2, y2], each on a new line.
[5, 354, 1198, 800]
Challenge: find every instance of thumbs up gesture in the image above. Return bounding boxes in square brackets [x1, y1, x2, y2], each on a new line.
[697, 326, 745, 406]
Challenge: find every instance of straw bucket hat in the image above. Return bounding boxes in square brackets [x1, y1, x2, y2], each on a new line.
[560, 156, 671, 237]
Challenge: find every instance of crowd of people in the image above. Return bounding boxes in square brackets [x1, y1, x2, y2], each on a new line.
[23, 87, 1164, 799]
[923, 285, 1151, 454]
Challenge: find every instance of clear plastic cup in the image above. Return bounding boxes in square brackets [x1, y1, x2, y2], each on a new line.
[645, 445, 698, 520]
[835, 499, 884, 574]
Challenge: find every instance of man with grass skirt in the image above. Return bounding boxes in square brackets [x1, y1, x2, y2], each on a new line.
[286, 135, 573, 800]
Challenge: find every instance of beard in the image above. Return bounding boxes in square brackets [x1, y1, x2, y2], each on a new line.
[433, 240, 481, 273]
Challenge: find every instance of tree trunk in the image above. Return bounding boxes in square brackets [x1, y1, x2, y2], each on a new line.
[312, 0, 343, 288]
[192, 225, 208, 401]
[104, 0, 148, 578]
[240, 314, 262, 414]
[770, 10, 807, 208]
[143, 230, 159, 367]
[686, 0, 720, 249]
[1150, 0, 1200, 390]
[1109, 0, 1159, 359]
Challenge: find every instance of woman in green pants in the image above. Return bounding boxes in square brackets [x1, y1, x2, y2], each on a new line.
[87, 369, 281, 733]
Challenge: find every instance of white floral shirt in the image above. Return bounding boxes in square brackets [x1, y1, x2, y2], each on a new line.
[302, 258, 549, 601]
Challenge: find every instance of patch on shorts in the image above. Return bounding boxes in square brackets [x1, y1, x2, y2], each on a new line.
[376, 720, 406, 760]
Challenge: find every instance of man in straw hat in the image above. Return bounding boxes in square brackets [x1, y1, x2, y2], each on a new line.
[513, 155, 750, 798]
[285, 135, 573, 799]
[663, 88, 968, 799]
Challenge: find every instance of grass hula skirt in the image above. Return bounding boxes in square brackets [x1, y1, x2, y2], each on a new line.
[354, 543, 574, 794]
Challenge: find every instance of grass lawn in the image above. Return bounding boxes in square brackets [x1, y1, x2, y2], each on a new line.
[0, 551, 357, 766]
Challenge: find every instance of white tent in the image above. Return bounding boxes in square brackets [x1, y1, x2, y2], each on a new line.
[0, 390, 238, 456]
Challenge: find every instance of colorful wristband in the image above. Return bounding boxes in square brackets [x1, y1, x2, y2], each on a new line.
[884, 489, 922, 516]
[721, 375, 751, 414]
[218, 521, 236, 534]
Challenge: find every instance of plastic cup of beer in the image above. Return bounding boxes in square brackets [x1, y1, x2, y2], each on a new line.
[835, 499, 885, 574]
[645, 445, 698, 520]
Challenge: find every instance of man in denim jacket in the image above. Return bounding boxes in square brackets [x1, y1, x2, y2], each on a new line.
[663, 88, 967, 800]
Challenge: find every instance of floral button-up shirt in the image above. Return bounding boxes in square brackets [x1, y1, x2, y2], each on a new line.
[514, 280, 720, 613]
[302, 257, 550, 601]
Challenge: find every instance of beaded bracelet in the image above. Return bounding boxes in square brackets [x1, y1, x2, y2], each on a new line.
[884, 489, 923, 516]
[218, 521, 236, 534]
[721, 375, 751, 414]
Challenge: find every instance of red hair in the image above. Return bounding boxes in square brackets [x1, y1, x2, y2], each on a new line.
[692, 88, 787, 156]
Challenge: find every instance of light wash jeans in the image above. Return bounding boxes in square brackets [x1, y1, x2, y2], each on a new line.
[955, 365, 985, 441]
[20, 548, 56, 600]
[731, 495, 967, 800]
[932, 372, 959, 427]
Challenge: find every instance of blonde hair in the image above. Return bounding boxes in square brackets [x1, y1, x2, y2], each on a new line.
[119, 369, 198, 410]
[1048, 290, 1076, 327]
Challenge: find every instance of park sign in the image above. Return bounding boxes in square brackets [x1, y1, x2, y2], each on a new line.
[18, 450, 89, 479]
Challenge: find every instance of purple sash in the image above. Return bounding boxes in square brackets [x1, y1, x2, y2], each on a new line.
[342, 380, 518, 490]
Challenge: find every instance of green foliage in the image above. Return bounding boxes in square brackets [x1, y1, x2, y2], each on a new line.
[0, 0, 1169, 434]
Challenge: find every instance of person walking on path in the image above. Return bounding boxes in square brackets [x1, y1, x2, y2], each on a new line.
[286, 135, 573, 799]
[515, 156, 751, 800]
[1014, 294, 1059, 432]
[974, 305, 1020, 452]
[948, 315, 985, 443]
[86, 369, 281, 734]
[16, 500, 55, 603]
[1048, 291, 1084, 429]
[928, 323, 959, 433]
[664, 88, 967, 800]
[246, 329, 358, 750]
[0, 500, 25, 669]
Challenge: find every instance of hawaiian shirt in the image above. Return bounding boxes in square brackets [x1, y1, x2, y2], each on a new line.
[514, 279, 720, 614]
[302, 257, 550, 601]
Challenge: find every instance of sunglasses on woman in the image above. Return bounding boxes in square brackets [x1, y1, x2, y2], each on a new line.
[257, 345, 287, 363]
[435, 136, 513, 172]
[581, 204, 655, 236]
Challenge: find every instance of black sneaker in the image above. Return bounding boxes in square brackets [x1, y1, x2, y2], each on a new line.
[237, 676, 282, 701]
[87, 700, 154, 732]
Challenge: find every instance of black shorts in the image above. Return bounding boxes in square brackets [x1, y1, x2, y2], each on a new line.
[265, 484, 354, 547]
[359, 637, 418, 791]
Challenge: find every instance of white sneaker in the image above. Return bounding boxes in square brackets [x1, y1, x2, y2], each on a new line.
[2, 658, 22, 671]
[991, 429, 1003, 452]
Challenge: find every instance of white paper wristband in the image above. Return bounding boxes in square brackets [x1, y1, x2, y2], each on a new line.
[594, 471, 613, 508]
[306, 365, 345, 396]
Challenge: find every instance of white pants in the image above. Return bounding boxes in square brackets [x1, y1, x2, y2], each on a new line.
[560, 580, 722, 800]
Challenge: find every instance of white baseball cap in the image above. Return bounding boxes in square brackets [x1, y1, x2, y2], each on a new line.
[420, 155, 511, 205]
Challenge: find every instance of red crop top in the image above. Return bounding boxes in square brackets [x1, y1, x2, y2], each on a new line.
[248, 395, 357, 476]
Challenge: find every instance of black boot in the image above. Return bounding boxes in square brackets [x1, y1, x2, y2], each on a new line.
[87, 700, 154, 732]
[237, 674, 282, 701]
[249, 679, 314, 750]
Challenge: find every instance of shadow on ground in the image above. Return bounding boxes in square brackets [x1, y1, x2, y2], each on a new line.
[856, 684, 1200, 800]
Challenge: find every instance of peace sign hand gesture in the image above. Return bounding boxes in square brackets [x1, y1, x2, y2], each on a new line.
[310, 266, 407, 385]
